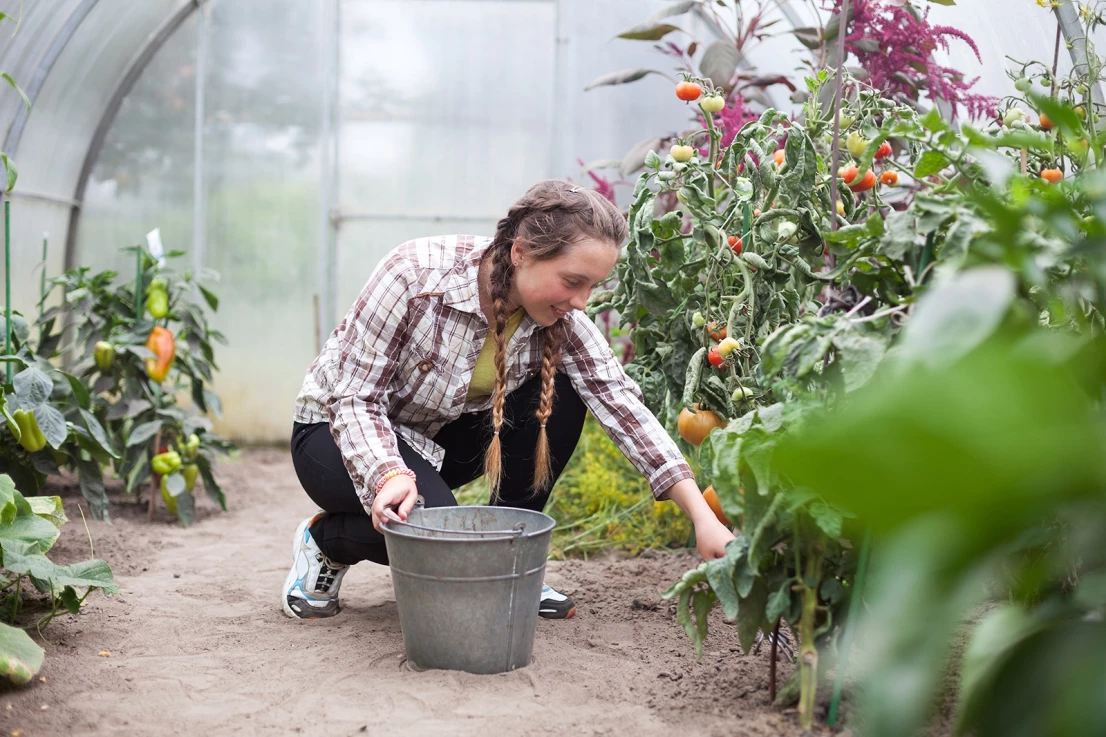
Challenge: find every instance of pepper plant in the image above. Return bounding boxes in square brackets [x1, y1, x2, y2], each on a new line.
[40, 246, 236, 525]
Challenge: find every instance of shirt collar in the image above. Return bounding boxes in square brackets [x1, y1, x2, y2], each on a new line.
[441, 236, 540, 340]
[441, 237, 490, 315]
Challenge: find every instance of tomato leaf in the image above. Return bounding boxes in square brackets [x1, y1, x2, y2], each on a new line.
[913, 150, 950, 179]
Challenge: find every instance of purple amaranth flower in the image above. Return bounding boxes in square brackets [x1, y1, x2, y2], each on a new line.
[826, 0, 998, 120]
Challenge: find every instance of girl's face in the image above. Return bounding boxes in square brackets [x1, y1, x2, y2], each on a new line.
[510, 237, 619, 327]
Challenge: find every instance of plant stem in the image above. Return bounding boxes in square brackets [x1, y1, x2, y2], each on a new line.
[148, 430, 161, 521]
[827, 529, 872, 727]
[4, 199, 11, 385]
[798, 545, 825, 732]
[705, 111, 720, 202]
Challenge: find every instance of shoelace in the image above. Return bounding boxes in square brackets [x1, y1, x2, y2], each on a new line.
[313, 553, 346, 593]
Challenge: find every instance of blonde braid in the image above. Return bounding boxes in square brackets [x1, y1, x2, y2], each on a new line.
[532, 323, 566, 492]
[483, 242, 515, 502]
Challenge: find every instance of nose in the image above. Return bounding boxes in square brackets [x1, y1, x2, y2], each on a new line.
[569, 291, 588, 311]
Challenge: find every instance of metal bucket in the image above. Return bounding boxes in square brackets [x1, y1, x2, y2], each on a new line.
[380, 505, 556, 675]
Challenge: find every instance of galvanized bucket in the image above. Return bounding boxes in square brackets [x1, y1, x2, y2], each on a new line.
[380, 505, 556, 675]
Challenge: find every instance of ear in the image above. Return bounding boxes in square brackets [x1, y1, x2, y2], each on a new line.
[510, 241, 525, 268]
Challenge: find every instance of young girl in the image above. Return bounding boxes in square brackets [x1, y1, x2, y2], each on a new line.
[283, 179, 735, 620]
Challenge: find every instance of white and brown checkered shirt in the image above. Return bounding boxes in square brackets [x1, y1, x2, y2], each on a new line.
[293, 234, 693, 508]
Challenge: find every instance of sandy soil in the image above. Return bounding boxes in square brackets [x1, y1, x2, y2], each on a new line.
[0, 448, 832, 737]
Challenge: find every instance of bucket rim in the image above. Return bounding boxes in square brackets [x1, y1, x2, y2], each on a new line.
[380, 505, 556, 542]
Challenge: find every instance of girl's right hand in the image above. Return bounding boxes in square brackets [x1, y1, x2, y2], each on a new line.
[370, 475, 420, 532]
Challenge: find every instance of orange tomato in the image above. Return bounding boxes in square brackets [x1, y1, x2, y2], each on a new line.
[707, 321, 727, 341]
[1039, 113, 1054, 130]
[880, 170, 899, 186]
[773, 149, 785, 166]
[677, 404, 725, 446]
[1041, 168, 1063, 184]
[848, 170, 877, 192]
[703, 486, 730, 526]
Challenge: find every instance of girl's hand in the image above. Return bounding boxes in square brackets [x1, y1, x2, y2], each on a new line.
[370, 475, 419, 532]
[694, 516, 736, 560]
[663, 477, 737, 559]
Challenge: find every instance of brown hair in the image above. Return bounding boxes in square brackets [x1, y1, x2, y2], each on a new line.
[482, 179, 627, 500]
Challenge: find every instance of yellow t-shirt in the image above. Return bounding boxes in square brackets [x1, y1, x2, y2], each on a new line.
[467, 309, 526, 400]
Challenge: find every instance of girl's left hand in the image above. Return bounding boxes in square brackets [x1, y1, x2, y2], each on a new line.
[694, 517, 736, 560]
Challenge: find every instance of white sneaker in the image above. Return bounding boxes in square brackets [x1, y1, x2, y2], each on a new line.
[539, 584, 577, 619]
[282, 513, 349, 619]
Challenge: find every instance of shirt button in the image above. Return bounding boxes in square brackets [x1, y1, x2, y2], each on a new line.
[417, 359, 434, 373]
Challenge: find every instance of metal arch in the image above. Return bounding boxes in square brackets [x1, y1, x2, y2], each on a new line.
[2, 0, 103, 158]
[63, 0, 204, 273]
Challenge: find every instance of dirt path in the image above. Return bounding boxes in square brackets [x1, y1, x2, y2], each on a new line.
[0, 449, 811, 737]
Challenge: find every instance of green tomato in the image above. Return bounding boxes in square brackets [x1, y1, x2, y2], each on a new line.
[699, 95, 725, 113]
[691, 311, 706, 328]
[1014, 77, 1032, 92]
[670, 145, 695, 163]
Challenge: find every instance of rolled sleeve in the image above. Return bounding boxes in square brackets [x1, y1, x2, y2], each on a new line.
[318, 253, 415, 507]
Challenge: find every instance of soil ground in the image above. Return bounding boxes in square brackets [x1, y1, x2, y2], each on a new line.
[0, 448, 832, 737]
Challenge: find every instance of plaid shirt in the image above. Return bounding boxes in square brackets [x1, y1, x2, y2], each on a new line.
[293, 234, 693, 508]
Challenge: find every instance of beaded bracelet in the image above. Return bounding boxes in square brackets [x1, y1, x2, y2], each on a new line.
[375, 467, 417, 493]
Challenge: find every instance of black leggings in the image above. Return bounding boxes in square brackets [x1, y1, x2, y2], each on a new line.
[291, 372, 587, 566]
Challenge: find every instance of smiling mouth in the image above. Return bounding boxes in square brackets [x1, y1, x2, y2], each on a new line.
[552, 307, 568, 318]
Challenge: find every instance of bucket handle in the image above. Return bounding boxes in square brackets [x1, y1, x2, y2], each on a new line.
[382, 508, 527, 538]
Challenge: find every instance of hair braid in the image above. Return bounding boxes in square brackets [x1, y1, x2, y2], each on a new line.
[532, 322, 567, 492]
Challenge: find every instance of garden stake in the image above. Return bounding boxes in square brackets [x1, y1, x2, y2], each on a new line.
[38, 233, 47, 345]
[4, 199, 11, 385]
[827, 528, 872, 727]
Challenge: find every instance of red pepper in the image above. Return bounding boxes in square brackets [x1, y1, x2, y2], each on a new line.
[145, 326, 176, 383]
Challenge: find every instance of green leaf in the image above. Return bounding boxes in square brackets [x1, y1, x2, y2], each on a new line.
[584, 68, 661, 91]
[692, 588, 715, 659]
[175, 490, 196, 527]
[34, 404, 67, 449]
[13, 367, 51, 408]
[0, 153, 16, 192]
[809, 502, 844, 538]
[899, 266, 1015, 368]
[59, 585, 81, 615]
[65, 373, 91, 410]
[80, 409, 118, 459]
[832, 332, 886, 392]
[126, 420, 163, 447]
[757, 403, 785, 432]
[198, 285, 219, 311]
[1029, 93, 1084, 136]
[913, 150, 950, 179]
[76, 459, 110, 522]
[617, 22, 682, 41]
[736, 577, 769, 653]
[0, 476, 16, 525]
[704, 538, 746, 619]
[0, 507, 60, 553]
[880, 210, 922, 260]
[0, 620, 44, 685]
[165, 472, 186, 497]
[1, 73, 29, 110]
[26, 496, 67, 529]
[765, 580, 791, 623]
[0, 540, 118, 594]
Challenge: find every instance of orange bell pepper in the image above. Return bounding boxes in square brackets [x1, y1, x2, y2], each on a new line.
[145, 326, 176, 383]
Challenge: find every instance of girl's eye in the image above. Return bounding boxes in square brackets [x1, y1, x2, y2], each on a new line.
[565, 280, 581, 288]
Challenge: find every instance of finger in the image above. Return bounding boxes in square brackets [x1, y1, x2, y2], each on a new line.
[398, 489, 418, 518]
